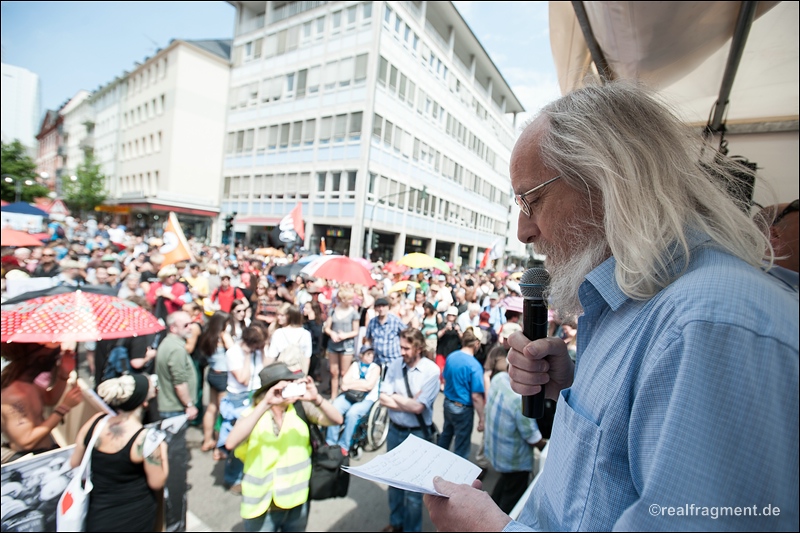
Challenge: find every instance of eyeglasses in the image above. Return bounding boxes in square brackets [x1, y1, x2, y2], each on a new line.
[773, 199, 799, 226]
[514, 175, 561, 217]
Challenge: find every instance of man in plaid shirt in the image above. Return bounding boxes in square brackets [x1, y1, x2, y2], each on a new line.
[365, 297, 407, 366]
[484, 370, 546, 514]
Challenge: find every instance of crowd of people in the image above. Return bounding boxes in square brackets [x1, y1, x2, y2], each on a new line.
[2, 81, 798, 532]
[1, 207, 554, 531]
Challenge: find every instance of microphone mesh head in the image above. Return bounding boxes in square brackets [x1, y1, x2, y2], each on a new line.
[519, 267, 549, 299]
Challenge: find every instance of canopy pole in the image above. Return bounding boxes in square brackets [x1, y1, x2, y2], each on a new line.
[707, 1, 759, 134]
[571, 1, 614, 83]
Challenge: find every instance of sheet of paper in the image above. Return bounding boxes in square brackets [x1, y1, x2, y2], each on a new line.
[342, 434, 481, 496]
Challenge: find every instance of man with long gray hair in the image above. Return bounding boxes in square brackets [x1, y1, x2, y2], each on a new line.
[424, 82, 798, 531]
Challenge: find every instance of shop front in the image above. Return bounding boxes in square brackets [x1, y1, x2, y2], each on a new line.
[405, 236, 429, 255]
[96, 203, 217, 242]
[434, 241, 454, 262]
[311, 225, 352, 255]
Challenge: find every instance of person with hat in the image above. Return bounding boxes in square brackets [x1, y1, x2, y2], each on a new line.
[69, 373, 167, 532]
[325, 345, 381, 454]
[482, 292, 506, 334]
[364, 297, 408, 367]
[146, 264, 188, 316]
[225, 362, 342, 532]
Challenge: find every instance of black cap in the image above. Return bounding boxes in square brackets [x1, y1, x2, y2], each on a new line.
[375, 297, 389, 307]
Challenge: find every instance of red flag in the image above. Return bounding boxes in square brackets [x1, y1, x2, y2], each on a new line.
[279, 202, 305, 241]
[479, 247, 492, 269]
[159, 212, 194, 266]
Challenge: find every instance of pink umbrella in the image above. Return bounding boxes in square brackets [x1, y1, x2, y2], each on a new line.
[353, 257, 373, 270]
[300, 256, 375, 287]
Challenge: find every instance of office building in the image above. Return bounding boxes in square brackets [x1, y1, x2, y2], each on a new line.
[223, 1, 523, 265]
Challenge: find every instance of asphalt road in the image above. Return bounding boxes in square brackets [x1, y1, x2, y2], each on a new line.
[185, 393, 502, 532]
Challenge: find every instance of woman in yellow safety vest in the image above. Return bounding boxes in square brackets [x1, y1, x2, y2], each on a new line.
[225, 361, 343, 532]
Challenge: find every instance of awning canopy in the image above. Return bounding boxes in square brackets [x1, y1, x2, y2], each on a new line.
[549, 1, 798, 126]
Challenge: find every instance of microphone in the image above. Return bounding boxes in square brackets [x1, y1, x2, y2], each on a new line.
[519, 267, 550, 419]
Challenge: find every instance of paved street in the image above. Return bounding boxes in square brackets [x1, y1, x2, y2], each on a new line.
[185, 393, 502, 532]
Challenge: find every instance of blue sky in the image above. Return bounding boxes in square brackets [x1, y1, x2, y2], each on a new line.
[1, 1, 559, 125]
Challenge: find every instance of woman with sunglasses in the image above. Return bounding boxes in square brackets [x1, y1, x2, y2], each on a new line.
[196, 311, 234, 456]
[227, 299, 250, 343]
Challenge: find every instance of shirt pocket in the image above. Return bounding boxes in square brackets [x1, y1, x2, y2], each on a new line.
[534, 388, 602, 530]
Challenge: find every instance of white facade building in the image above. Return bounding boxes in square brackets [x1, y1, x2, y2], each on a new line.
[59, 90, 94, 186]
[108, 39, 231, 239]
[88, 76, 127, 198]
[1, 63, 42, 155]
[223, 1, 524, 266]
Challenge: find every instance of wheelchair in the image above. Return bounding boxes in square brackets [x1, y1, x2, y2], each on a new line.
[348, 400, 390, 459]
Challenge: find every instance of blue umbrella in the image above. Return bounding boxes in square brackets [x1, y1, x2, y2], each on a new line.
[297, 254, 320, 265]
[1, 201, 49, 217]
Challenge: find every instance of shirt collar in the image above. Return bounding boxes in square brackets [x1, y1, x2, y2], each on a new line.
[583, 227, 712, 312]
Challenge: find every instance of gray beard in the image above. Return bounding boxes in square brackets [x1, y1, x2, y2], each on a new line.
[538, 237, 608, 321]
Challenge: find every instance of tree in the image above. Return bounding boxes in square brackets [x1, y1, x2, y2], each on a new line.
[1, 140, 50, 203]
[62, 152, 107, 218]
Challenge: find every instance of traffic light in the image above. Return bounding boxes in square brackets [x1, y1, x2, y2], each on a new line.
[224, 213, 236, 234]
[371, 233, 379, 250]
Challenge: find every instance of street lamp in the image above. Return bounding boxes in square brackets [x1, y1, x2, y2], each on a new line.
[365, 185, 427, 259]
[3, 174, 34, 203]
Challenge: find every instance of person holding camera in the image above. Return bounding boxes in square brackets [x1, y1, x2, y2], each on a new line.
[225, 362, 341, 532]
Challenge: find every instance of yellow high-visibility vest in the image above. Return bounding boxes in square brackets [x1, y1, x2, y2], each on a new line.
[235, 403, 312, 518]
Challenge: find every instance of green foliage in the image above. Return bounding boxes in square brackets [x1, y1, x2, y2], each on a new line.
[1, 140, 50, 203]
[63, 152, 107, 216]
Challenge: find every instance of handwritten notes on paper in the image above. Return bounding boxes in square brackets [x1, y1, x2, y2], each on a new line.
[342, 434, 481, 496]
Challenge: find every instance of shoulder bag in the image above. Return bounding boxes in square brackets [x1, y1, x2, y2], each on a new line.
[295, 401, 350, 500]
[57, 415, 109, 532]
[402, 366, 440, 444]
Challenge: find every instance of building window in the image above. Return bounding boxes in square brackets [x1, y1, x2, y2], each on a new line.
[354, 54, 368, 83]
[333, 114, 347, 142]
[319, 116, 332, 144]
[317, 172, 326, 192]
[303, 119, 316, 146]
[291, 121, 302, 147]
[349, 112, 362, 140]
[279, 123, 290, 149]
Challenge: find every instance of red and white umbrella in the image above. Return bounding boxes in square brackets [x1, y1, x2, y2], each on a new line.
[300, 256, 375, 287]
[1, 227, 48, 248]
[2, 291, 164, 343]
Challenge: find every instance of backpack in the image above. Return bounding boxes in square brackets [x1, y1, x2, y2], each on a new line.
[278, 329, 306, 373]
[294, 401, 350, 500]
[55, 225, 66, 239]
[102, 341, 131, 381]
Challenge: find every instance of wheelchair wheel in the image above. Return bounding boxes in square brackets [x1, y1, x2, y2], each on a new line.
[366, 402, 390, 451]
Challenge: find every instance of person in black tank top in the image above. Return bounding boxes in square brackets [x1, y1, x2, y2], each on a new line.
[70, 374, 168, 532]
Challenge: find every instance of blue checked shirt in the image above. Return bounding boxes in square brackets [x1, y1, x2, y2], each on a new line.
[365, 313, 407, 365]
[485, 372, 542, 473]
[506, 231, 799, 531]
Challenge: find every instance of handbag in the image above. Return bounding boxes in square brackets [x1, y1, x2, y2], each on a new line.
[57, 415, 109, 532]
[343, 389, 368, 404]
[295, 401, 350, 500]
[402, 366, 440, 444]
